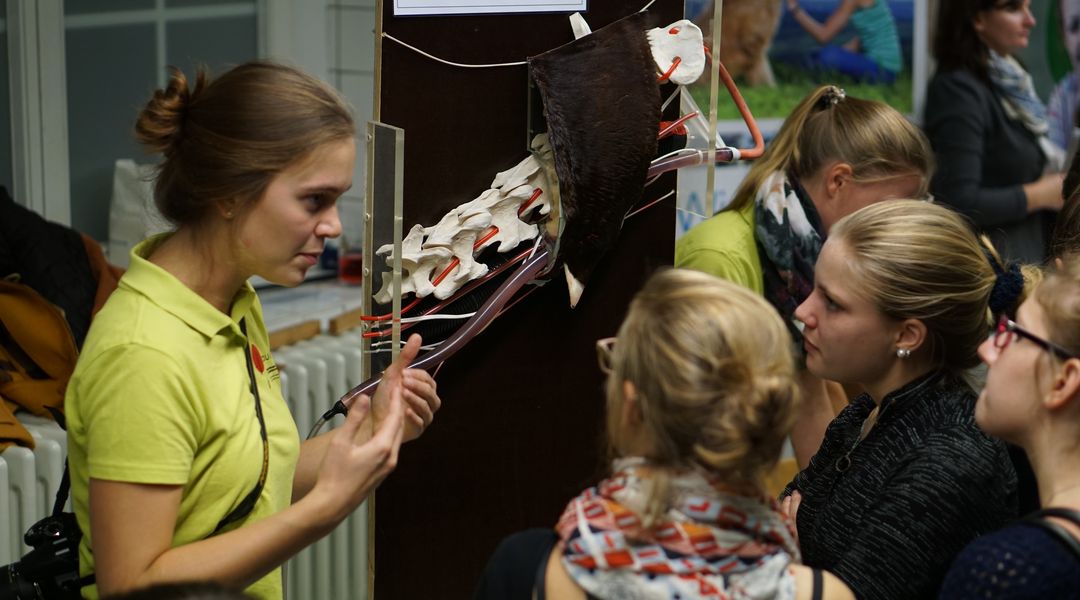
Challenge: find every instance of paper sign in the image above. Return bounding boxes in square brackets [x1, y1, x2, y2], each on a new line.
[394, 1, 587, 16]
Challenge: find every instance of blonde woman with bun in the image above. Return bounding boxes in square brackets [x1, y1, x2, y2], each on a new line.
[475, 269, 853, 600]
[783, 200, 1026, 599]
[65, 62, 441, 599]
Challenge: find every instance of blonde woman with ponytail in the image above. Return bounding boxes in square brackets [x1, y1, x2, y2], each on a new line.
[475, 270, 853, 600]
[676, 84, 933, 466]
[783, 200, 1025, 599]
[65, 62, 441, 599]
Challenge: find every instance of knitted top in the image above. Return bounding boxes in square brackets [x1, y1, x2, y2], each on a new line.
[783, 371, 1018, 599]
[938, 522, 1080, 599]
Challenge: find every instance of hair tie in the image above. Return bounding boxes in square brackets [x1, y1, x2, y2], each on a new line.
[984, 250, 1024, 315]
[817, 86, 846, 110]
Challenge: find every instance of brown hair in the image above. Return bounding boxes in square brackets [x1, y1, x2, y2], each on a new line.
[606, 269, 798, 524]
[830, 200, 1034, 372]
[934, 0, 1027, 82]
[726, 85, 932, 213]
[1036, 256, 1080, 358]
[135, 61, 355, 227]
[1054, 151, 1080, 260]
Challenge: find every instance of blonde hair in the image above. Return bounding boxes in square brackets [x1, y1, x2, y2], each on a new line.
[135, 61, 354, 228]
[606, 269, 798, 523]
[1035, 256, 1080, 358]
[728, 85, 933, 212]
[830, 200, 1033, 371]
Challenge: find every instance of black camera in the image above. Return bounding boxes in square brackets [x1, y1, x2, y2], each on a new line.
[0, 512, 85, 600]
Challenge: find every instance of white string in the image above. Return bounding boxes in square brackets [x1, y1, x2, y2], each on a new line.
[370, 339, 442, 350]
[660, 85, 681, 112]
[384, 0, 665, 69]
[401, 312, 476, 323]
[651, 147, 700, 165]
[367, 312, 478, 335]
[625, 190, 674, 220]
[677, 206, 712, 221]
[383, 33, 527, 69]
[526, 233, 544, 262]
[365, 343, 442, 355]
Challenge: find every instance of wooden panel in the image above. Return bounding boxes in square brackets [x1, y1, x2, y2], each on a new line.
[374, 3, 680, 598]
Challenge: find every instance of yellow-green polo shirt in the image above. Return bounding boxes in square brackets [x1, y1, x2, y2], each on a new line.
[675, 201, 764, 294]
[66, 234, 299, 600]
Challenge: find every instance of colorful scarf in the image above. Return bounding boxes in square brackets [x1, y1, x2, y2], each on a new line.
[556, 457, 801, 600]
[987, 50, 1066, 170]
[753, 171, 824, 349]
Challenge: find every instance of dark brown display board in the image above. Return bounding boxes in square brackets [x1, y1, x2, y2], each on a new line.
[373, 2, 680, 597]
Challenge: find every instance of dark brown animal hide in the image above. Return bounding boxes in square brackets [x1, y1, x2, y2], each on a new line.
[528, 11, 660, 305]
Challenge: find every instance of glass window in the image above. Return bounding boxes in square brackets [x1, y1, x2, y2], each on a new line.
[64, 1, 257, 242]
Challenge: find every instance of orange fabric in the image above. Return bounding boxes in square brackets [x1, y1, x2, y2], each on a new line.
[0, 280, 79, 449]
[81, 234, 124, 317]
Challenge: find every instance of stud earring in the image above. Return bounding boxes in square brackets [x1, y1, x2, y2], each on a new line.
[896, 348, 911, 359]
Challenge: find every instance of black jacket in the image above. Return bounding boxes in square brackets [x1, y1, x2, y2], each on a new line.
[924, 68, 1053, 263]
[0, 186, 96, 347]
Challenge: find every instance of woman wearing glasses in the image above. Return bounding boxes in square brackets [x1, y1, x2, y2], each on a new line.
[475, 269, 853, 599]
[782, 200, 1029, 599]
[938, 260, 1080, 597]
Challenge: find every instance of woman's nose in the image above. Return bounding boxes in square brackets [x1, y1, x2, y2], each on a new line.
[318, 205, 343, 238]
[794, 297, 814, 328]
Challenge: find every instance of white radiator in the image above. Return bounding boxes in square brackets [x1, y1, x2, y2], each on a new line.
[0, 413, 68, 566]
[0, 331, 371, 600]
[276, 330, 370, 600]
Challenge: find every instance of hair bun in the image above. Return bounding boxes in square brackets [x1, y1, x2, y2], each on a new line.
[134, 67, 206, 155]
[816, 85, 846, 110]
[982, 245, 1024, 315]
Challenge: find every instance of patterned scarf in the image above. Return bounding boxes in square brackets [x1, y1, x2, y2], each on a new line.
[987, 50, 1066, 170]
[753, 171, 824, 349]
[556, 457, 801, 600]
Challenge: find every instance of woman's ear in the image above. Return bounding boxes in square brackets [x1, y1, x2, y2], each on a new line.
[824, 162, 854, 199]
[972, 12, 987, 35]
[1046, 358, 1080, 411]
[895, 318, 928, 355]
[217, 199, 239, 220]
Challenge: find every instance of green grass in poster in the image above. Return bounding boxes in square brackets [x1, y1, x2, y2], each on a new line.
[688, 64, 914, 122]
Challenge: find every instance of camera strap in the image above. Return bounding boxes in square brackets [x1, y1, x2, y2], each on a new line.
[212, 318, 270, 534]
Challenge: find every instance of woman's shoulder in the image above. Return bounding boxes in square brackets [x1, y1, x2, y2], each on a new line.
[928, 69, 990, 102]
[677, 204, 755, 249]
[940, 522, 1080, 598]
[82, 300, 194, 365]
[675, 205, 762, 291]
[791, 565, 855, 600]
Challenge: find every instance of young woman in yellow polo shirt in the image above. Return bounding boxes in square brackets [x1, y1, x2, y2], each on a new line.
[65, 61, 441, 599]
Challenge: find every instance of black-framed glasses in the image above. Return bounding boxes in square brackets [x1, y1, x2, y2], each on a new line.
[993, 315, 1077, 360]
[596, 337, 616, 374]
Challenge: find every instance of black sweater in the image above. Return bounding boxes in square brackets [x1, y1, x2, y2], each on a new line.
[783, 371, 1018, 600]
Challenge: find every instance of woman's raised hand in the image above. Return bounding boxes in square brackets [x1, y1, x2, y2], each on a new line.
[309, 338, 424, 522]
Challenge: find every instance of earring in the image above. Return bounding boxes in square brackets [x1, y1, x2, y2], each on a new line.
[896, 348, 911, 359]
